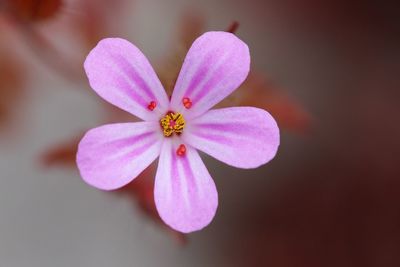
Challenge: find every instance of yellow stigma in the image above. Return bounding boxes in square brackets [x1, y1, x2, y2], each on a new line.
[160, 112, 185, 137]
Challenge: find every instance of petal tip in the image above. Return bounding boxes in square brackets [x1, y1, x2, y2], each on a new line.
[163, 201, 218, 234]
[76, 123, 161, 191]
[76, 134, 127, 191]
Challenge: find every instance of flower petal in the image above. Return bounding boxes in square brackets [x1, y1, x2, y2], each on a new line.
[84, 38, 169, 121]
[154, 140, 218, 233]
[183, 107, 280, 168]
[170, 31, 250, 119]
[76, 122, 162, 190]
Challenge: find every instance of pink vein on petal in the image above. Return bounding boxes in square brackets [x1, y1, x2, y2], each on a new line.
[109, 53, 157, 100]
[94, 131, 155, 155]
[92, 65, 149, 109]
[183, 53, 214, 98]
[170, 148, 180, 199]
[181, 153, 198, 196]
[191, 65, 232, 104]
[190, 132, 233, 146]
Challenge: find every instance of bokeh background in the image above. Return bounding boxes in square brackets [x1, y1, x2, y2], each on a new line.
[1, 0, 399, 266]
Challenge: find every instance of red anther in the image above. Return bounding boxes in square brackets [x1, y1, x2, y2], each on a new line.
[182, 97, 192, 109]
[147, 101, 156, 111]
[176, 144, 186, 156]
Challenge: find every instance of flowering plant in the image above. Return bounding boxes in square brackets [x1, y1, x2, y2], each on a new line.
[77, 31, 280, 233]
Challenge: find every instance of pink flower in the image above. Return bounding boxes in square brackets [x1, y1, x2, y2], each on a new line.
[77, 32, 280, 233]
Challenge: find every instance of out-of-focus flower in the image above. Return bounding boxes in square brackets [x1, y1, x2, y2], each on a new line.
[2, 0, 62, 22]
[0, 0, 79, 86]
[76, 33, 280, 232]
[0, 0, 128, 83]
[157, 13, 204, 95]
[220, 72, 311, 133]
[68, 0, 127, 50]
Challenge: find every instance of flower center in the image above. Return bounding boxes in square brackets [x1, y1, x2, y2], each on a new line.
[160, 112, 185, 137]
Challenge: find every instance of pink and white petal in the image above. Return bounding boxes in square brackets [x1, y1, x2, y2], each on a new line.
[84, 38, 169, 121]
[76, 122, 162, 190]
[182, 107, 280, 169]
[170, 31, 250, 119]
[154, 140, 218, 233]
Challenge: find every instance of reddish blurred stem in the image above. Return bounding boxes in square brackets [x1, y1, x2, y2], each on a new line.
[226, 21, 239, 34]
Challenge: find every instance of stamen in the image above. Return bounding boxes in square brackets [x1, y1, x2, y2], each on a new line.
[176, 144, 186, 156]
[182, 97, 192, 109]
[147, 101, 156, 111]
[160, 112, 185, 137]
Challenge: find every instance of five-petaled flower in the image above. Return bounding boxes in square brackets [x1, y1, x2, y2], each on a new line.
[77, 31, 280, 233]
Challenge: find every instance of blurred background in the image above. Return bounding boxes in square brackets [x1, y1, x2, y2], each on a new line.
[0, 0, 399, 266]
